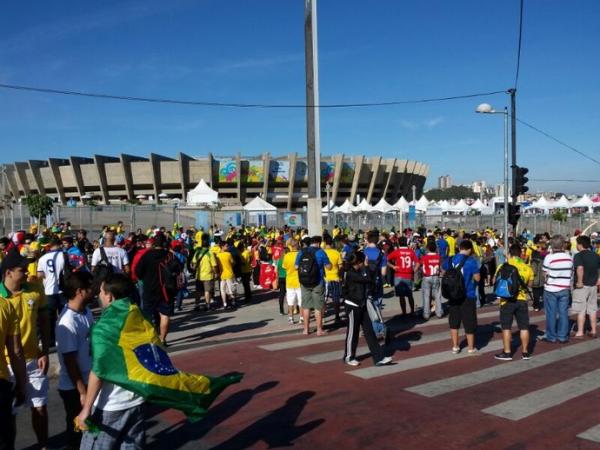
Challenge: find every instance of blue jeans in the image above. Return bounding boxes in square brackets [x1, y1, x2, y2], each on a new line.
[544, 289, 570, 342]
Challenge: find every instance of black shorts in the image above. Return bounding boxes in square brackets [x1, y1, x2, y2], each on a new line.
[143, 296, 174, 318]
[448, 297, 477, 334]
[500, 301, 529, 331]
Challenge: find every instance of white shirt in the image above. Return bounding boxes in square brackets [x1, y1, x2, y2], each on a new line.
[91, 247, 129, 273]
[56, 306, 94, 391]
[543, 252, 573, 292]
[37, 250, 66, 295]
[94, 382, 144, 412]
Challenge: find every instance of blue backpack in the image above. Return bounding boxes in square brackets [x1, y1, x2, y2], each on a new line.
[493, 264, 521, 301]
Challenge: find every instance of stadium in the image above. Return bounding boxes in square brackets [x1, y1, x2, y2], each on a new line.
[0, 152, 429, 210]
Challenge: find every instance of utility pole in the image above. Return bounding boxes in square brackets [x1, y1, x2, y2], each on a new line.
[508, 88, 517, 206]
[304, 0, 322, 236]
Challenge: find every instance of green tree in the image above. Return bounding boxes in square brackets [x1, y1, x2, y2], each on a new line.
[425, 186, 476, 201]
[23, 193, 54, 224]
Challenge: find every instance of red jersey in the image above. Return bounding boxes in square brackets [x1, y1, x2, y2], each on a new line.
[420, 253, 441, 277]
[388, 247, 418, 279]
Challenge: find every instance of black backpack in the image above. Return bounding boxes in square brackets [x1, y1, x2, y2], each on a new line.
[298, 248, 320, 288]
[493, 263, 521, 301]
[159, 253, 182, 301]
[366, 250, 383, 284]
[441, 256, 467, 304]
[92, 247, 114, 294]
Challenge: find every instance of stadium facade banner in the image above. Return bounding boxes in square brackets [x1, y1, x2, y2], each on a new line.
[217, 158, 238, 183]
[295, 161, 308, 182]
[244, 160, 264, 183]
[269, 160, 290, 183]
[320, 162, 335, 184]
[340, 162, 355, 184]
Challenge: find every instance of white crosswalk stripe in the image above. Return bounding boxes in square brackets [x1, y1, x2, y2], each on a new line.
[482, 368, 600, 420]
[300, 315, 545, 364]
[405, 338, 600, 397]
[347, 340, 505, 379]
[259, 309, 504, 352]
[577, 424, 600, 443]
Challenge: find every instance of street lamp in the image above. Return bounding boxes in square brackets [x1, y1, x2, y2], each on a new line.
[476, 103, 509, 255]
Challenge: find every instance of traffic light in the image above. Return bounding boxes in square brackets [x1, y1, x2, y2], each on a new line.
[513, 166, 529, 195]
[508, 203, 521, 228]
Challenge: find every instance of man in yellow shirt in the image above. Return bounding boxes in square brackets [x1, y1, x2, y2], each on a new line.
[192, 240, 218, 311]
[216, 242, 236, 309]
[0, 263, 27, 450]
[1, 252, 49, 449]
[445, 231, 456, 257]
[493, 243, 533, 361]
[323, 236, 343, 322]
[282, 239, 301, 324]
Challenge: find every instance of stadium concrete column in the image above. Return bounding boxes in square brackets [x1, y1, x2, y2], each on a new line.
[304, 0, 322, 235]
[287, 152, 298, 211]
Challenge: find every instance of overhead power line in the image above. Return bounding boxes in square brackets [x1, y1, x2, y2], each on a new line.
[0, 82, 506, 109]
[516, 118, 600, 166]
[530, 179, 600, 183]
[514, 0, 525, 89]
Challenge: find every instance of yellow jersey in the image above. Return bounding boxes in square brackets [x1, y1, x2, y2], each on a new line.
[0, 299, 19, 381]
[324, 248, 342, 282]
[282, 251, 300, 289]
[1, 282, 47, 361]
[495, 257, 533, 303]
[216, 251, 235, 280]
[446, 236, 456, 256]
[193, 249, 218, 281]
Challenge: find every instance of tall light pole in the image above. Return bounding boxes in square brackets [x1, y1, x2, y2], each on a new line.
[476, 103, 509, 255]
[304, 0, 322, 236]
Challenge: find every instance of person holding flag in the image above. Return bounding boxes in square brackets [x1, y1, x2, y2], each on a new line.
[76, 273, 242, 448]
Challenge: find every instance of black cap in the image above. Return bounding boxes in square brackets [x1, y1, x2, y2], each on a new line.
[1, 250, 29, 273]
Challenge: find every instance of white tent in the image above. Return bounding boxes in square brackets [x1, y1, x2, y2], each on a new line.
[186, 179, 219, 205]
[448, 199, 469, 214]
[571, 194, 594, 210]
[415, 195, 429, 212]
[372, 198, 397, 213]
[551, 195, 571, 209]
[394, 196, 410, 212]
[438, 200, 450, 212]
[333, 199, 354, 214]
[353, 198, 373, 213]
[469, 199, 485, 211]
[243, 196, 277, 212]
[322, 200, 336, 213]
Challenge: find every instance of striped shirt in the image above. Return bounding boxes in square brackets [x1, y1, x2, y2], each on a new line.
[542, 252, 573, 292]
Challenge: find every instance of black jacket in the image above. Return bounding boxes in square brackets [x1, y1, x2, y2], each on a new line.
[343, 266, 374, 308]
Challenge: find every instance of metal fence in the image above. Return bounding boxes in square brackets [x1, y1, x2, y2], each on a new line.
[1, 204, 598, 239]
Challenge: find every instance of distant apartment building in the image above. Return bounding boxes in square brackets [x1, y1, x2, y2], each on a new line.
[471, 180, 486, 194]
[495, 184, 505, 197]
[438, 175, 452, 189]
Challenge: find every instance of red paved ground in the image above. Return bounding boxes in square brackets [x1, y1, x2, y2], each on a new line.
[146, 310, 600, 450]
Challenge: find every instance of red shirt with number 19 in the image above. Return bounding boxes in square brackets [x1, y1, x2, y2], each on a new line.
[387, 247, 418, 280]
[420, 253, 441, 277]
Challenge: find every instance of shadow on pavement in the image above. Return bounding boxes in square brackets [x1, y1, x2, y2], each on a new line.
[145, 381, 279, 449]
[168, 319, 274, 346]
[210, 390, 324, 450]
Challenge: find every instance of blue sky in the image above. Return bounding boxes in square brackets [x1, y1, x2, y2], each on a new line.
[1, 0, 598, 194]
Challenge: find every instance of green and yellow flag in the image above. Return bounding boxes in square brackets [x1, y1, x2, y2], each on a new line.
[91, 298, 242, 421]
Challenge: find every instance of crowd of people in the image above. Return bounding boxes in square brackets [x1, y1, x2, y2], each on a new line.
[0, 219, 599, 449]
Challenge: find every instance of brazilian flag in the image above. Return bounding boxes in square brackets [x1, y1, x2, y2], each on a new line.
[91, 298, 242, 421]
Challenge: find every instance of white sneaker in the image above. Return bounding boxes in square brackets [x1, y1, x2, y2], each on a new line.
[345, 358, 360, 367]
[467, 348, 479, 356]
[452, 346, 461, 354]
[288, 317, 294, 324]
[376, 356, 393, 366]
